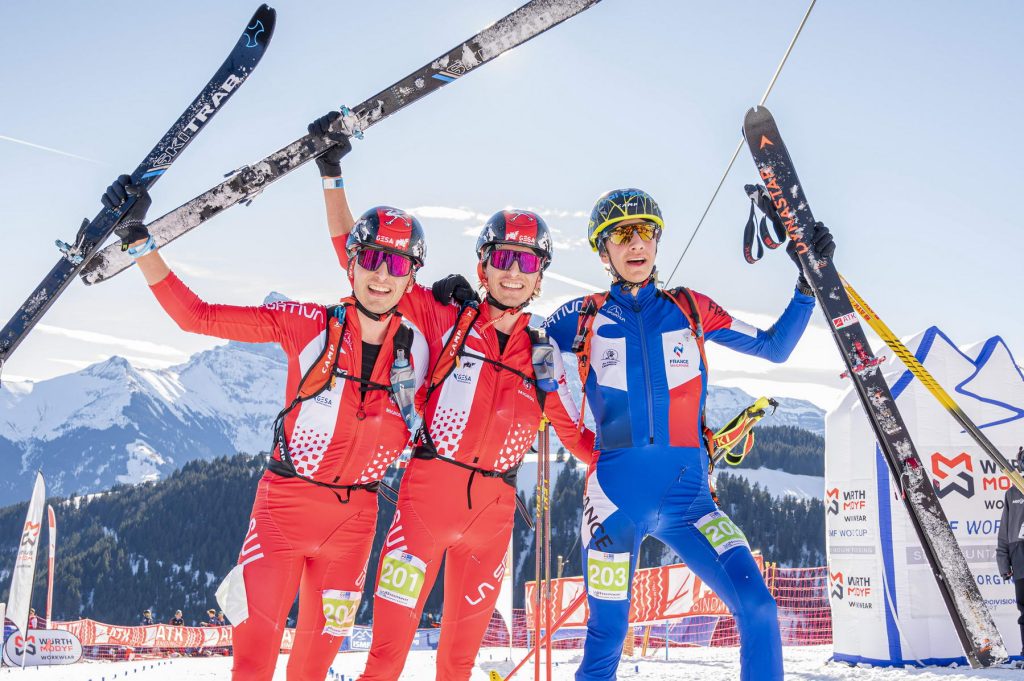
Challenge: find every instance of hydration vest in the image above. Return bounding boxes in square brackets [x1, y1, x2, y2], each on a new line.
[569, 286, 716, 460]
[269, 300, 417, 499]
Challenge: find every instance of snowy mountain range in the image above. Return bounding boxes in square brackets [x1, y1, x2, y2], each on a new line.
[0, 337, 825, 507]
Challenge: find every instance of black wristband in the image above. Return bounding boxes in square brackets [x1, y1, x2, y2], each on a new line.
[796, 274, 814, 297]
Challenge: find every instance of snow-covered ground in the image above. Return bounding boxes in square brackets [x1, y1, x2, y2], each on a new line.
[4, 646, 1023, 680]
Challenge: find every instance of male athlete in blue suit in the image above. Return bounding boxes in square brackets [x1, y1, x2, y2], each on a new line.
[544, 188, 834, 680]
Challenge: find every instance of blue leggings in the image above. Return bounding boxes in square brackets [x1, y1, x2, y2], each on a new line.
[576, 446, 782, 681]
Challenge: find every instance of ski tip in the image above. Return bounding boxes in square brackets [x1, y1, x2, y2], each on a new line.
[244, 4, 277, 48]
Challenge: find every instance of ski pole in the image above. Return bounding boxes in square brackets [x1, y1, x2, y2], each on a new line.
[841, 275, 1024, 495]
[541, 420, 553, 681]
[533, 427, 544, 681]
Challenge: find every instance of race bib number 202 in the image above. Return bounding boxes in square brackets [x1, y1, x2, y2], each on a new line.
[321, 589, 360, 636]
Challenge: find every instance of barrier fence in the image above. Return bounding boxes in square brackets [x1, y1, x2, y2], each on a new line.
[6, 566, 830, 662]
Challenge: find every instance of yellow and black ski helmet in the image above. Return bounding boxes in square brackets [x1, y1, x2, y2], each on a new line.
[587, 188, 664, 252]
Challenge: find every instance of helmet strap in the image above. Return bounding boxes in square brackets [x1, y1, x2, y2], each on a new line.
[612, 265, 658, 294]
[355, 298, 396, 322]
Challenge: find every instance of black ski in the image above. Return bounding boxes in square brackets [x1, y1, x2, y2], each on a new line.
[0, 4, 276, 364]
[80, 0, 604, 286]
[742, 106, 1004, 668]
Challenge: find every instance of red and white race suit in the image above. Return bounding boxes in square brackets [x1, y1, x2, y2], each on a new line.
[334, 235, 593, 681]
[150, 272, 427, 681]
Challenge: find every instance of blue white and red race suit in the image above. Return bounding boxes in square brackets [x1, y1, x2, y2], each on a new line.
[544, 280, 814, 681]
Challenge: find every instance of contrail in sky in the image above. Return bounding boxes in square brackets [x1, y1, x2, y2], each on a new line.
[0, 134, 105, 165]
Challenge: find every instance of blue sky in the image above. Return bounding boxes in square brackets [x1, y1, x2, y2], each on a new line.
[1, 1, 1021, 409]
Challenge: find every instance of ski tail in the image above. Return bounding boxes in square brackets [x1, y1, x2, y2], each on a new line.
[80, 0, 605, 286]
[0, 4, 275, 365]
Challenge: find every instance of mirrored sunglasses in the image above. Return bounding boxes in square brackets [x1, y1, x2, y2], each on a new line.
[356, 248, 414, 277]
[488, 248, 543, 274]
[605, 222, 661, 245]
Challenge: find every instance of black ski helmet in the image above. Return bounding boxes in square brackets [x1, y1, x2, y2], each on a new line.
[587, 188, 665, 252]
[475, 210, 553, 270]
[346, 206, 426, 267]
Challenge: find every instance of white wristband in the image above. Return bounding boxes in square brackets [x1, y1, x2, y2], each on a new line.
[322, 177, 345, 190]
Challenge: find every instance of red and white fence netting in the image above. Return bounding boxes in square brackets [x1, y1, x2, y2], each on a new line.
[36, 566, 828, 661]
[483, 565, 831, 650]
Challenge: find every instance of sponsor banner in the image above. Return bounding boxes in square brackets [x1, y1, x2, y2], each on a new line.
[525, 556, 764, 626]
[825, 326, 1024, 665]
[8, 473, 46, 642]
[3, 629, 82, 666]
[52, 620, 280, 650]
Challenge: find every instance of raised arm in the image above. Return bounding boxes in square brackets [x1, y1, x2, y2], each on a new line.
[309, 111, 355, 266]
[700, 289, 815, 363]
[101, 175, 317, 348]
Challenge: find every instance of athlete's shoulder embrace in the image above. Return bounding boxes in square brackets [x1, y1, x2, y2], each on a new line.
[542, 295, 585, 348]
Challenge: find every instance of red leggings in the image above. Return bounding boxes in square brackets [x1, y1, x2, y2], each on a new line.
[358, 458, 515, 681]
[230, 474, 377, 681]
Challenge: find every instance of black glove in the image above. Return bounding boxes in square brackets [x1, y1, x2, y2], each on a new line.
[307, 111, 353, 178]
[102, 174, 152, 250]
[787, 220, 836, 269]
[432, 274, 478, 307]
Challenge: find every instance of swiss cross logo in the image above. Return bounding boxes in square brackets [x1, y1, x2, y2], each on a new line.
[931, 452, 975, 498]
[826, 488, 839, 515]
[829, 571, 844, 600]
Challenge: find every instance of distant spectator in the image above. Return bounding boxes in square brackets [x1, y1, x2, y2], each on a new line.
[170, 610, 185, 626]
[201, 608, 218, 627]
[28, 608, 39, 630]
[216, 611, 227, 627]
[140, 609, 154, 626]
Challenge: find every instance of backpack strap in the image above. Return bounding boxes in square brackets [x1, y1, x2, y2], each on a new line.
[296, 303, 349, 399]
[662, 286, 718, 466]
[662, 286, 709, 375]
[424, 301, 481, 404]
[570, 292, 610, 389]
